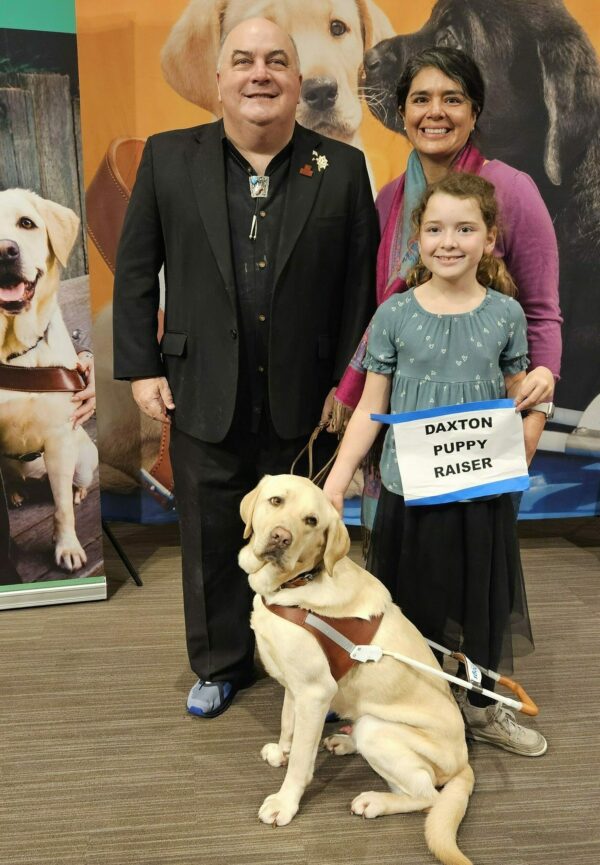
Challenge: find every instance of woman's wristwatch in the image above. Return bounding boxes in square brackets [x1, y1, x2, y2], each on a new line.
[529, 402, 554, 419]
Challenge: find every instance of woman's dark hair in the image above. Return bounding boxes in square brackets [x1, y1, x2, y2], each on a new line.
[396, 46, 485, 119]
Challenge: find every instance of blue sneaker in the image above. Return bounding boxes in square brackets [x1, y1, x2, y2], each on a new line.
[186, 679, 235, 719]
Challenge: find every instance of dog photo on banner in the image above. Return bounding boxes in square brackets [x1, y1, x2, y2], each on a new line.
[0, 18, 105, 603]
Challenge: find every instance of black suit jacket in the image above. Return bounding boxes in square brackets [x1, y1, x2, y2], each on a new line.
[113, 121, 378, 442]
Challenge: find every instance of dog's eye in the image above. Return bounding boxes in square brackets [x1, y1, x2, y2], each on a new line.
[18, 217, 36, 230]
[304, 516, 318, 527]
[330, 19, 347, 37]
[269, 496, 282, 506]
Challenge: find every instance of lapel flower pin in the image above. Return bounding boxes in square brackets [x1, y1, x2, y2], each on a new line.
[312, 150, 329, 172]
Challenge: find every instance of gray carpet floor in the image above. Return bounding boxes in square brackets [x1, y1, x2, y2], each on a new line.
[1, 519, 599, 865]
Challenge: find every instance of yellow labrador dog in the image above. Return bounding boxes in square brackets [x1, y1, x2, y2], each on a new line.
[239, 475, 475, 865]
[0, 189, 98, 571]
[161, 0, 395, 153]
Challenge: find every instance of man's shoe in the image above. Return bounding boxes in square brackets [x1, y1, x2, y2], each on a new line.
[186, 679, 236, 719]
[461, 701, 548, 757]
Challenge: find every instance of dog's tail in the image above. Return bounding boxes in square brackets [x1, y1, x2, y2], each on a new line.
[424, 763, 475, 865]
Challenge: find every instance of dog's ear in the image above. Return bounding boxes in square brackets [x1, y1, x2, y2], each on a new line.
[240, 476, 270, 539]
[323, 511, 351, 576]
[31, 195, 80, 268]
[161, 0, 226, 113]
[358, 0, 396, 50]
[537, 30, 597, 186]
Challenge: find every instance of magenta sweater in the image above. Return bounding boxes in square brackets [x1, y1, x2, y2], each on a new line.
[376, 160, 562, 378]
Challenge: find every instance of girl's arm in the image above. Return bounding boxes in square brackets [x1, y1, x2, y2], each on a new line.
[505, 370, 544, 465]
[324, 371, 391, 515]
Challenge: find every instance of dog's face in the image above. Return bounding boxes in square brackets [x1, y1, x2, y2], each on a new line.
[161, 0, 395, 144]
[239, 474, 350, 590]
[0, 190, 79, 316]
[363, 0, 597, 189]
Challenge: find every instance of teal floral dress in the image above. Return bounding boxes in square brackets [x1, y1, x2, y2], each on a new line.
[363, 287, 534, 688]
[363, 287, 529, 495]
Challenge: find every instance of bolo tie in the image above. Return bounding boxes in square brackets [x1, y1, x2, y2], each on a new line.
[248, 173, 268, 240]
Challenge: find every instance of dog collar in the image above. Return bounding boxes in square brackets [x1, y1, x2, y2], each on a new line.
[2, 450, 44, 462]
[0, 363, 86, 393]
[6, 323, 50, 361]
[278, 562, 324, 590]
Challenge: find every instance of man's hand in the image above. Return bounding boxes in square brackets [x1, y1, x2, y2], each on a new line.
[131, 376, 175, 424]
[70, 352, 96, 429]
[320, 386, 337, 432]
[514, 366, 554, 412]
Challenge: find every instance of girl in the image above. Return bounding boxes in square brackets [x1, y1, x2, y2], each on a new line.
[324, 173, 547, 757]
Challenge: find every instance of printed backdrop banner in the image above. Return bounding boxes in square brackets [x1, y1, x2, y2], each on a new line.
[0, 1, 106, 606]
[373, 400, 530, 506]
[76, 0, 600, 521]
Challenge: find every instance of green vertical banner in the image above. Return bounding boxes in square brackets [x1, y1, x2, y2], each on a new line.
[0, 1, 76, 33]
[0, 0, 106, 606]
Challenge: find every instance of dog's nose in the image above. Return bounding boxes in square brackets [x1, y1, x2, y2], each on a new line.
[301, 78, 338, 111]
[269, 526, 292, 548]
[0, 240, 20, 261]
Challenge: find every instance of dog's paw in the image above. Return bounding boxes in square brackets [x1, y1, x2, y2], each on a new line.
[351, 791, 388, 819]
[73, 486, 88, 505]
[261, 743, 289, 768]
[9, 491, 25, 508]
[258, 793, 298, 827]
[55, 537, 87, 571]
[323, 733, 356, 756]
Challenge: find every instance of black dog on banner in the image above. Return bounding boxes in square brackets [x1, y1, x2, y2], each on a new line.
[363, 0, 600, 410]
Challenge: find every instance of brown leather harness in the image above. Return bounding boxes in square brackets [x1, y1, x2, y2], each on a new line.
[262, 566, 383, 681]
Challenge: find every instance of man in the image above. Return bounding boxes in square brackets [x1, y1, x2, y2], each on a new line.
[113, 17, 378, 717]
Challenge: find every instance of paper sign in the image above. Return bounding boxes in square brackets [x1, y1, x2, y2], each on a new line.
[372, 399, 530, 506]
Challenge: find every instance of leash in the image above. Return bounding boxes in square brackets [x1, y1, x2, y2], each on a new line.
[290, 420, 340, 486]
[267, 602, 539, 717]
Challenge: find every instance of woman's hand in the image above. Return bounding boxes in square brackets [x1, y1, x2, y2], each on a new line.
[514, 366, 555, 411]
[320, 386, 338, 432]
[71, 352, 96, 429]
[522, 411, 546, 465]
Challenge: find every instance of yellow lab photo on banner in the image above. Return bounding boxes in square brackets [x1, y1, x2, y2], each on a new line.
[0, 3, 106, 604]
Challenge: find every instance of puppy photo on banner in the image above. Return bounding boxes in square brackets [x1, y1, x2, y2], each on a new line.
[77, 0, 600, 522]
[0, 9, 105, 605]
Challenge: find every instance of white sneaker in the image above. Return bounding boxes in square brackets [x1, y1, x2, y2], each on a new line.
[461, 701, 548, 757]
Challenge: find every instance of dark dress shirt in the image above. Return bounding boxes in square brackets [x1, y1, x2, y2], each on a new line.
[224, 136, 292, 433]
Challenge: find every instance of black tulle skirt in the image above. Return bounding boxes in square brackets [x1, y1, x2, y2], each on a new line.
[367, 486, 534, 676]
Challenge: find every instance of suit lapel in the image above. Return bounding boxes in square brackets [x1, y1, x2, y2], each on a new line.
[274, 125, 325, 287]
[186, 122, 236, 307]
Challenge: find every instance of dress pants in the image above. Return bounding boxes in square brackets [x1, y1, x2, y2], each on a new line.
[170, 413, 336, 686]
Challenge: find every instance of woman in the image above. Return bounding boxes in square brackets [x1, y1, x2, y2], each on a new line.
[335, 46, 562, 526]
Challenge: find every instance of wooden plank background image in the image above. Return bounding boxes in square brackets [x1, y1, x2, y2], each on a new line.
[0, 71, 86, 279]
